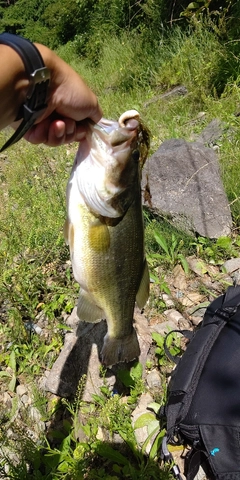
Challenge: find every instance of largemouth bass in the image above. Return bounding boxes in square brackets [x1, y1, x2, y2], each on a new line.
[64, 110, 150, 367]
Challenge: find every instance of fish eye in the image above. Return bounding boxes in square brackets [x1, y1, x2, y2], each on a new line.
[132, 149, 140, 162]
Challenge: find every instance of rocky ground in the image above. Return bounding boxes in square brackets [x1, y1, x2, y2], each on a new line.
[1, 254, 240, 478]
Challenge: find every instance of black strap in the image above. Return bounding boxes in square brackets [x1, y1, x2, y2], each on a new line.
[164, 329, 193, 364]
[184, 448, 213, 480]
[213, 285, 240, 321]
[161, 436, 184, 480]
[0, 33, 50, 152]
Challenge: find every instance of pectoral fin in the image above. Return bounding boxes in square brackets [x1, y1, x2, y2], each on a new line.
[63, 219, 74, 252]
[136, 260, 149, 309]
[77, 289, 104, 323]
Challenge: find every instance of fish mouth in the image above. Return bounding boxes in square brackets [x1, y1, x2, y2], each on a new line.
[91, 110, 140, 149]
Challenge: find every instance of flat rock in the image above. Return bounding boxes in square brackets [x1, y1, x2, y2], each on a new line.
[164, 309, 191, 329]
[146, 369, 162, 390]
[142, 139, 232, 238]
[194, 118, 226, 146]
[151, 319, 178, 335]
[223, 257, 240, 274]
[172, 264, 187, 290]
[131, 392, 154, 448]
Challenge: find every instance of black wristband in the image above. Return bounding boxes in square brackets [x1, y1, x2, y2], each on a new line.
[0, 33, 50, 152]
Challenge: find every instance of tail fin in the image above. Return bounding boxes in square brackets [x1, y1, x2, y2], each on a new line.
[101, 328, 140, 367]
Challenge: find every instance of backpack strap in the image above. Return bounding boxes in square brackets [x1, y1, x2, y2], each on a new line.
[209, 285, 240, 323]
[164, 329, 193, 364]
[184, 448, 213, 480]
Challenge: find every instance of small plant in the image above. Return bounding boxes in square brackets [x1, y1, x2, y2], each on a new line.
[133, 400, 164, 460]
[152, 331, 182, 367]
[117, 362, 145, 405]
[150, 232, 189, 274]
[191, 235, 240, 265]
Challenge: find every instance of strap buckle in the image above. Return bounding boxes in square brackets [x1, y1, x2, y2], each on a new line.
[28, 67, 50, 98]
[161, 436, 184, 480]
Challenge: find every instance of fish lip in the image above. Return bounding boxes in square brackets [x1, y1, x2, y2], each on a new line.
[89, 111, 140, 148]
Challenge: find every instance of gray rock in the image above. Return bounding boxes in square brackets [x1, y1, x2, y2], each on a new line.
[131, 392, 154, 449]
[16, 384, 28, 397]
[45, 321, 108, 398]
[151, 320, 178, 335]
[144, 85, 188, 107]
[223, 258, 240, 274]
[142, 139, 232, 238]
[146, 370, 162, 390]
[20, 394, 30, 406]
[28, 407, 45, 432]
[191, 316, 203, 326]
[1, 392, 12, 410]
[164, 309, 190, 329]
[194, 118, 226, 146]
[162, 294, 175, 307]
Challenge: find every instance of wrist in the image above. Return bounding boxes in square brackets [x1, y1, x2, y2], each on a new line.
[0, 34, 51, 151]
[0, 45, 29, 129]
[33, 43, 68, 108]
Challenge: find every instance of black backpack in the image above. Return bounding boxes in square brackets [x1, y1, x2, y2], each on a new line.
[160, 284, 240, 480]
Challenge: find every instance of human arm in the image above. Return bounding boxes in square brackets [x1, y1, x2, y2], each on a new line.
[0, 41, 102, 146]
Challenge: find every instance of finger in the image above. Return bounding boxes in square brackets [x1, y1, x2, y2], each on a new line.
[24, 119, 75, 146]
[51, 118, 76, 144]
[88, 99, 103, 124]
[24, 119, 50, 144]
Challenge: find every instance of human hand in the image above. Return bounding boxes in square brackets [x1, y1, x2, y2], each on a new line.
[23, 44, 102, 146]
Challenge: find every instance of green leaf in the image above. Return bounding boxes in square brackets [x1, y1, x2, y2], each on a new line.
[130, 362, 143, 381]
[57, 460, 72, 472]
[134, 412, 156, 429]
[141, 424, 160, 454]
[0, 371, 11, 378]
[149, 429, 166, 459]
[148, 402, 161, 415]
[8, 349, 16, 372]
[149, 272, 160, 283]
[186, 2, 201, 9]
[117, 369, 134, 388]
[216, 236, 232, 249]
[56, 323, 73, 331]
[154, 233, 169, 256]
[95, 443, 129, 465]
[148, 419, 160, 435]
[179, 254, 189, 274]
[8, 374, 17, 392]
[152, 332, 164, 347]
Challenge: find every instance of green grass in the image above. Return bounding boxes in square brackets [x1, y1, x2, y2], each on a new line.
[1, 20, 240, 478]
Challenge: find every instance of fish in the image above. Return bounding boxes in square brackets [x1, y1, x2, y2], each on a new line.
[64, 110, 150, 367]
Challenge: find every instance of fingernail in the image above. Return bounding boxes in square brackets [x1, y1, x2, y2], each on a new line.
[66, 125, 75, 136]
[76, 132, 86, 141]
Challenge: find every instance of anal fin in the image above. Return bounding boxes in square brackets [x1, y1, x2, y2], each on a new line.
[77, 289, 104, 323]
